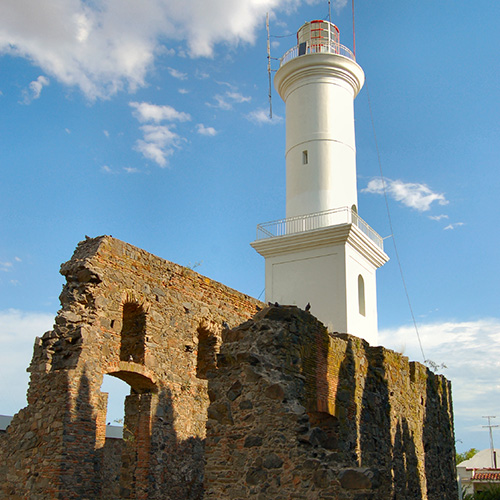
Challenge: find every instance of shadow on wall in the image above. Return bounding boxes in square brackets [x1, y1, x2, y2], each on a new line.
[359, 346, 392, 494]
[99, 302, 210, 498]
[58, 377, 206, 499]
[335, 336, 358, 464]
[149, 389, 205, 500]
[85, 372, 206, 498]
[60, 370, 99, 496]
[30, 312, 221, 498]
[392, 418, 422, 499]
[423, 369, 456, 500]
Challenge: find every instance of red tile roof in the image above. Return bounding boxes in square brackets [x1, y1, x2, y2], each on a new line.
[473, 472, 500, 481]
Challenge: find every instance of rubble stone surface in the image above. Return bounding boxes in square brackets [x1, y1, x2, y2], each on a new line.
[0, 236, 457, 500]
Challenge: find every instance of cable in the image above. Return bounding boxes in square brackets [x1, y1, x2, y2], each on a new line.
[365, 82, 427, 364]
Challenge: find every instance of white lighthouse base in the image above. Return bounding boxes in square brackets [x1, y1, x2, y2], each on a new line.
[251, 223, 388, 346]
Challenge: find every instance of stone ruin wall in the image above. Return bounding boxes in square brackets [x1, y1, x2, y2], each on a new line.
[204, 306, 457, 500]
[0, 236, 457, 500]
[0, 236, 261, 500]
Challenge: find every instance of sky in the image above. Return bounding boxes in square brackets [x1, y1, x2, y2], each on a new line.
[1, 0, 499, 454]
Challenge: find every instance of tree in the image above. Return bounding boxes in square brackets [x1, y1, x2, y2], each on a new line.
[457, 448, 479, 464]
[463, 485, 500, 500]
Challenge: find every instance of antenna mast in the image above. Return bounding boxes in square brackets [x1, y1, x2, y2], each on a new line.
[328, 0, 331, 22]
[352, 0, 356, 57]
[266, 13, 273, 119]
[483, 416, 499, 468]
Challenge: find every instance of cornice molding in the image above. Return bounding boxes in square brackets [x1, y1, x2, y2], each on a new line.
[275, 53, 365, 100]
[251, 223, 389, 269]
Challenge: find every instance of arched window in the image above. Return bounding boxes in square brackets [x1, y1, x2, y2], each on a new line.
[120, 303, 146, 364]
[358, 274, 366, 316]
[196, 324, 218, 379]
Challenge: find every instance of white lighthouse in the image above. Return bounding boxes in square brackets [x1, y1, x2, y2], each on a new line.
[251, 19, 388, 345]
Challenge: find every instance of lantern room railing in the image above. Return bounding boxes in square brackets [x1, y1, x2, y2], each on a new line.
[280, 41, 355, 67]
[255, 207, 383, 250]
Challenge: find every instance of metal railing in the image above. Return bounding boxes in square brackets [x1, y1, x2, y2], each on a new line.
[280, 41, 355, 67]
[255, 207, 383, 249]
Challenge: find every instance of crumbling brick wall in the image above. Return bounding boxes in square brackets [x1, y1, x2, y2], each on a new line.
[0, 236, 261, 500]
[204, 306, 457, 500]
[0, 236, 457, 500]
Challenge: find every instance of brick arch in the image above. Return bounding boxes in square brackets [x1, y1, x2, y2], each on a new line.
[120, 289, 151, 312]
[105, 362, 158, 393]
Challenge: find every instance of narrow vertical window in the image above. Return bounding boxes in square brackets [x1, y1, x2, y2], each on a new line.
[358, 274, 366, 316]
[196, 324, 218, 379]
[120, 303, 146, 364]
[302, 150, 308, 165]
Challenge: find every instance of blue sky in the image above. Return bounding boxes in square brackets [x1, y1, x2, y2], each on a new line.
[1, 0, 499, 454]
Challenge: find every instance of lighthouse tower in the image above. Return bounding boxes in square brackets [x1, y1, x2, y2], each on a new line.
[251, 20, 388, 345]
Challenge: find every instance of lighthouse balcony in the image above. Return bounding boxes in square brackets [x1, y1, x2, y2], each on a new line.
[280, 41, 355, 67]
[255, 207, 384, 250]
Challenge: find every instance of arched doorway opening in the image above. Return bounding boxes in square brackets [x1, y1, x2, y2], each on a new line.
[99, 366, 158, 499]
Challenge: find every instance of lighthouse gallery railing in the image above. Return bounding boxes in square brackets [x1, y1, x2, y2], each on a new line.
[280, 41, 355, 67]
[255, 207, 383, 250]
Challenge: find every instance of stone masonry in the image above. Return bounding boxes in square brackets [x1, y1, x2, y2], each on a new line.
[0, 236, 261, 500]
[204, 306, 457, 499]
[0, 236, 457, 499]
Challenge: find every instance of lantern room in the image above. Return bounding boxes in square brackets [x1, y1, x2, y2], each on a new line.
[297, 19, 340, 55]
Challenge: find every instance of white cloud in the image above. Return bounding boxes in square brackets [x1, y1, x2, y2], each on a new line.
[0, 309, 54, 415]
[378, 318, 500, 445]
[196, 123, 217, 136]
[196, 70, 210, 80]
[123, 166, 141, 174]
[178, 88, 189, 94]
[0, 0, 327, 99]
[103, 130, 110, 138]
[428, 214, 449, 221]
[129, 101, 191, 123]
[247, 108, 283, 125]
[331, 0, 348, 12]
[168, 67, 187, 80]
[0, 261, 13, 272]
[362, 178, 448, 212]
[0, 257, 20, 272]
[29, 75, 49, 98]
[134, 124, 181, 167]
[101, 165, 113, 173]
[444, 222, 465, 230]
[208, 94, 232, 110]
[207, 90, 251, 110]
[130, 101, 191, 166]
[22, 75, 49, 103]
[130, 101, 190, 166]
[226, 91, 251, 104]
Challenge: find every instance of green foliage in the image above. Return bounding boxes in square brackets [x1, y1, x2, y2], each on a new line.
[425, 358, 447, 372]
[463, 485, 500, 500]
[457, 448, 479, 464]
